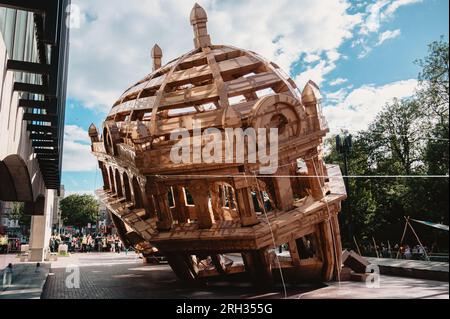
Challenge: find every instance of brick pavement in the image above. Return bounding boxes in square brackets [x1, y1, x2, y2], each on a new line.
[3, 252, 447, 299]
[41, 252, 320, 299]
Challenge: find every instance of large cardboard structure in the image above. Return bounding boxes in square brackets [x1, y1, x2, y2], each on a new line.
[90, 3, 347, 285]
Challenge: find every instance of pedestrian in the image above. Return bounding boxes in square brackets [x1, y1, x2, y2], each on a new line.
[404, 245, 412, 259]
[2, 263, 13, 289]
[418, 245, 425, 260]
[81, 235, 87, 252]
[49, 236, 55, 253]
[55, 234, 61, 252]
[116, 240, 121, 253]
[87, 234, 92, 253]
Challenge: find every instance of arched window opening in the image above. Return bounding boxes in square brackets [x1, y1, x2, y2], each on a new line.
[183, 187, 194, 206]
[132, 176, 144, 209]
[115, 169, 123, 198]
[167, 186, 175, 208]
[100, 162, 110, 190]
[109, 167, 116, 194]
[103, 127, 109, 151]
[123, 172, 132, 202]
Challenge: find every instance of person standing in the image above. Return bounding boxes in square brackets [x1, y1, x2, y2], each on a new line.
[116, 239, 121, 254]
[404, 245, 412, 259]
[110, 237, 115, 253]
[81, 235, 87, 253]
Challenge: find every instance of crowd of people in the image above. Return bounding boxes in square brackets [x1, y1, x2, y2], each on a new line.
[358, 242, 434, 260]
[49, 233, 127, 254]
[0, 235, 26, 253]
[396, 244, 429, 260]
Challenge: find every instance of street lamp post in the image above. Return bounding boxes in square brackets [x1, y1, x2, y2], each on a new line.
[336, 134, 353, 243]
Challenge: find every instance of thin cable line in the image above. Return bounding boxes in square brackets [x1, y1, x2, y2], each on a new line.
[251, 171, 288, 299]
[151, 174, 449, 178]
[332, 127, 450, 142]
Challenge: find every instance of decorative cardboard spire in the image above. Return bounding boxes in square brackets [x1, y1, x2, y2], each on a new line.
[88, 123, 99, 143]
[151, 44, 163, 71]
[190, 3, 211, 49]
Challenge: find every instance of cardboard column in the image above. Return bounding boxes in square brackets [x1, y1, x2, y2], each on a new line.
[233, 177, 259, 227]
[190, 181, 214, 229]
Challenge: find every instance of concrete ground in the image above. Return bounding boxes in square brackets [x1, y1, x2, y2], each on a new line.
[0, 262, 50, 299]
[0, 253, 20, 270]
[366, 257, 449, 281]
[299, 276, 449, 299]
[34, 252, 449, 299]
[366, 257, 449, 273]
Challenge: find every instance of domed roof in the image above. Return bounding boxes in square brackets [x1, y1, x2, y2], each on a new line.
[106, 4, 302, 138]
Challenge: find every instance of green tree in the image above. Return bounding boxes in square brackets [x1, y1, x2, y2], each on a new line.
[60, 194, 100, 229]
[415, 37, 449, 128]
[325, 38, 449, 250]
[369, 99, 427, 175]
[417, 37, 449, 227]
[9, 202, 31, 228]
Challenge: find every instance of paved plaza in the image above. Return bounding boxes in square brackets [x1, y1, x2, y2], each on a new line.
[40, 253, 320, 299]
[13, 252, 446, 299]
[1, 252, 448, 299]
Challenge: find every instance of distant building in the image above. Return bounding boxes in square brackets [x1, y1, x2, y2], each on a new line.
[0, 202, 14, 228]
[0, 201, 21, 236]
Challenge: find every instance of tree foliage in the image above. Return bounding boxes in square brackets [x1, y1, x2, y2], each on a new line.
[59, 194, 100, 229]
[10, 202, 31, 228]
[326, 38, 449, 250]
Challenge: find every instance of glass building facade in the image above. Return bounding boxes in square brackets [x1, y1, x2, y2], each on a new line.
[0, 7, 41, 86]
[0, 0, 70, 190]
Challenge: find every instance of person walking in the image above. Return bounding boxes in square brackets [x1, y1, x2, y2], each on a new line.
[2, 263, 13, 289]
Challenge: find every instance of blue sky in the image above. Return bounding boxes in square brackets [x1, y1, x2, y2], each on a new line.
[61, 0, 449, 195]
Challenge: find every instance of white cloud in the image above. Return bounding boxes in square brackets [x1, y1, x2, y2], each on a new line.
[324, 79, 418, 134]
[356, 0, 421, 57]
[329, 77, 348, 86]
[68, 0, 363, 112]
[360, 0, 421, 35]
[377, 29, 401, 45]
[62, 125, 97, 172]
[326, 88, 348, 103]
[326, 50, 341, 62]
[64, 125, 90, 144]
[295, 59, 337, 90]
[359, 0, 391, 36]
[384, 0, 423, 16]
[304, 53, 321, 63]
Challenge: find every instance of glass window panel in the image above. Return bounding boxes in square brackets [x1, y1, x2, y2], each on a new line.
[4, 9, 17, 55]
[13, 10, 27, 61]
[0, 8, 7, 36]
[24, 12, 34, 62]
